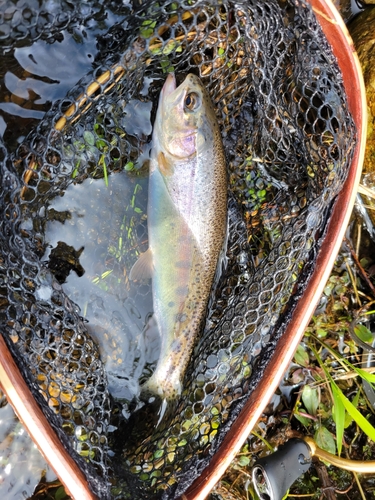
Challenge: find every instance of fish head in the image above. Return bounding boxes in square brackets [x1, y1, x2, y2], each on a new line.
[154, 73, 217, 160]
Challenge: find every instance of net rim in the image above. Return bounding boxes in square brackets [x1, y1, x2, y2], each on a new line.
[182, 0, 367, 497]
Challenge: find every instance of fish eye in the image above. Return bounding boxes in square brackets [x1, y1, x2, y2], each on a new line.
[184, 92, 200, 111]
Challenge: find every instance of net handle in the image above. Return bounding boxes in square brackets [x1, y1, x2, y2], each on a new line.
[182, 0, 367, 498]
[0, 336, 98, 500]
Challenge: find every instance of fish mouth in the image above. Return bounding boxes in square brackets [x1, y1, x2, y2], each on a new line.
[161, 72, 176, 100]
[156, 73, 177, 119]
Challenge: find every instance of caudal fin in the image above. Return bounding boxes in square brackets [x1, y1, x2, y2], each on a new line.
[140, 382, 178, 428]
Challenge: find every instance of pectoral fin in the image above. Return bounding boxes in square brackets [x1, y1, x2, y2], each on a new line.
[157, 151, 174, 177]
[129, 248, 153, 281]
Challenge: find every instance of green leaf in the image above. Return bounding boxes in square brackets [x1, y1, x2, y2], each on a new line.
[344, 409, 353, 429]
[96, 139, 107, 151]
[302, 385, 319, 416]
[140, 19, 157, 38]
[313, 343, 375, 443]
[360, 257, 369, 268]
[353, 390, 360, 407]
[160, 57, 174, 73]
[294, 344, 309, 367]
[314, 426, 336, 456]
[293, 412, 311, 427]
[316, 327, 328, 338]
[237, 455, 250, 467]
[354, 367, 375, 385]
[141, 19, 156, 27]
[354, 324, 374, 343]
[153, 449, 164, 459]
[343, 391, 360, 429]
[258, 189, 267, 198]
[163, 39, 178, 55]
[124, 161, 134, 171]
[55, 486, 68, 500]
[83, 131, 95, 146]
[331, 384, 345, 455]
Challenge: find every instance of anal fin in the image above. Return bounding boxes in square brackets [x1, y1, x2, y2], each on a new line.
[129, 248, 153, 281]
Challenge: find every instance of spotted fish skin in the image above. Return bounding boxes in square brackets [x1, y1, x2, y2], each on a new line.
[131, 73, 227, 402]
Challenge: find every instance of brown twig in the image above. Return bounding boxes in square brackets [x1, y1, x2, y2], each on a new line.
[344, 237, 375, 297]
[313, 460, 337, 500]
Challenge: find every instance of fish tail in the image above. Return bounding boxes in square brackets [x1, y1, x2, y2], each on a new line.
[140, 379, 179, 427]
[155, 398, 169, 428]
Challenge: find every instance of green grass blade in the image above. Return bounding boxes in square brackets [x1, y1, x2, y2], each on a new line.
[331, 383, 345, 455]
[311, 344, 375, 443]
[313, 334, 375, 385]
[354, 367, 375, 385]
[103, 157, 108, 187]
[337, 389, 375, 441]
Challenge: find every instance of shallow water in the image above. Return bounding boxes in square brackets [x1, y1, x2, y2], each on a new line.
[43, 173, 160, 400]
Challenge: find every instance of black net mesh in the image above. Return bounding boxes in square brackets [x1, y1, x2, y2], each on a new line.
[0, 0, 121, 53]
[0, 0, 355, 498]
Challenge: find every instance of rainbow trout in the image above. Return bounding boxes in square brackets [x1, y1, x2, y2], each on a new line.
[131, 73, 227, 404]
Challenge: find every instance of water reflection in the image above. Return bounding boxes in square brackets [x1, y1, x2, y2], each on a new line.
[0, 5, 128, 150]
[0, 390, 55, 500]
